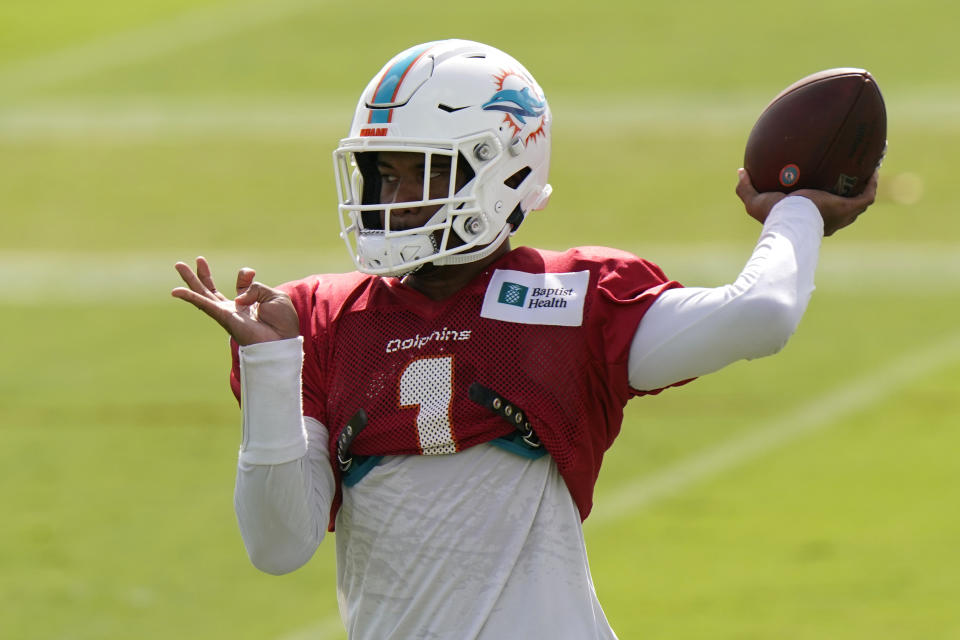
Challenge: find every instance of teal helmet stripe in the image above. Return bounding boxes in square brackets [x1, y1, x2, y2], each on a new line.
[368, 42, 435, 124]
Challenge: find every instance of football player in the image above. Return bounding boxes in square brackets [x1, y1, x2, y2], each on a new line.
[172, 40, 877, 639]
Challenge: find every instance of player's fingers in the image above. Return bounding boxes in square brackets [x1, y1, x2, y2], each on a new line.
[236, 268, 256, 297]
[838, 174, 878, 220]
[171, 286, 240, 337]
[858, 171, 879, 208]
[195, 256, 224, 298]
[734, 168, 757, 203]
[171, 286, 226, 319]
[174, 261, 215, 298]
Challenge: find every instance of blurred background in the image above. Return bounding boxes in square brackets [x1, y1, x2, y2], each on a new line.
[1, 1, 957, 638]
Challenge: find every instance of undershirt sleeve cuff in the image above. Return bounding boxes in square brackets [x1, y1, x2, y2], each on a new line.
[238, 337, 308, 465]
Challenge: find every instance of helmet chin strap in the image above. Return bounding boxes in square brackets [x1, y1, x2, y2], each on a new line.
[432, 223, 511, 266]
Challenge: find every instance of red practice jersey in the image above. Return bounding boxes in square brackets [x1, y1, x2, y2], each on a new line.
[230, 246, 684, 527]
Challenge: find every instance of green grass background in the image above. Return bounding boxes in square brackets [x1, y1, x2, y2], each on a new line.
[1, 1, 958, 638]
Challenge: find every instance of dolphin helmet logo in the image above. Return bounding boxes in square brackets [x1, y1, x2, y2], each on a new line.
[482, 69, 549, 145]
[481, 86, 546, 124]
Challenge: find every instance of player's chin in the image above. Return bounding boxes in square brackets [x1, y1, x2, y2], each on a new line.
[443, 229, 468, 250]
[415, 232, 469, 275]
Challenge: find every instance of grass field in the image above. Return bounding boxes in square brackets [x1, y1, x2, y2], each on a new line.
[2, 1, 958, 638]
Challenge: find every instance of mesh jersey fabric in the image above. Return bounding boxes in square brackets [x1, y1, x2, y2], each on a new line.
[230, 245, 684, 528]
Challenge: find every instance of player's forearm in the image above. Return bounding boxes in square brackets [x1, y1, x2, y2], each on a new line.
[628, 196, 823, 390]
[233, 339, 334, 574]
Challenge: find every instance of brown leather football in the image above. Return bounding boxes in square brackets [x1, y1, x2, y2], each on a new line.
[744, 68, 886, 196]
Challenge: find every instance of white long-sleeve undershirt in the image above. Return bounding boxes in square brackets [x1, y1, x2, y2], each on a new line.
[232, 195, 824, 635]
[629, 195, 822, 390]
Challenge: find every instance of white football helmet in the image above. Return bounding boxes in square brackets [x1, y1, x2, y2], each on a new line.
[334, 39, 552, 277]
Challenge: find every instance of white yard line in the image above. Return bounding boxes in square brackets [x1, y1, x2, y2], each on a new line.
[1, 246, 957, 304]
[0, 100, 353, 139]
[0, 98, 758, 139]
[2, 94, 959, 139]
[0, 100, 764, 138]
[0, 250, 347, 304]
[0, 0, 327, 95]
[586, 329, 960, 529]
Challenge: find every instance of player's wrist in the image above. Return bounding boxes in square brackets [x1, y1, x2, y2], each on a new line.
[238, 335, 303, 357]
[766, 195, 825, 237]
[238, 336, 308, 465]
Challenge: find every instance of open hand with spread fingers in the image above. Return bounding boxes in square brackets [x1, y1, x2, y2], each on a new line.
[171, 256, 299, 346]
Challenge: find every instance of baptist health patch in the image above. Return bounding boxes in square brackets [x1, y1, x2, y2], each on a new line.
[481, 269, 590, 326]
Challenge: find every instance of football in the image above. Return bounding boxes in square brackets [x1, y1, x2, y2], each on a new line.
[743, 68, 886, 196]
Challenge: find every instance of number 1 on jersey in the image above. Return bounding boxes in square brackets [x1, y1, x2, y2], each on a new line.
[399, 356, 458, 455]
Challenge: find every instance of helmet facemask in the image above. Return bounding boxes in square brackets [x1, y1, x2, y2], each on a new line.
[333, 40, 552, 277]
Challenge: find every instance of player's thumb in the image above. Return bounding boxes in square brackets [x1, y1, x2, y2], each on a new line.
[238, 283, 299, 338]
[234, 281, 272, 306]
[235, 267, 256, 296]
